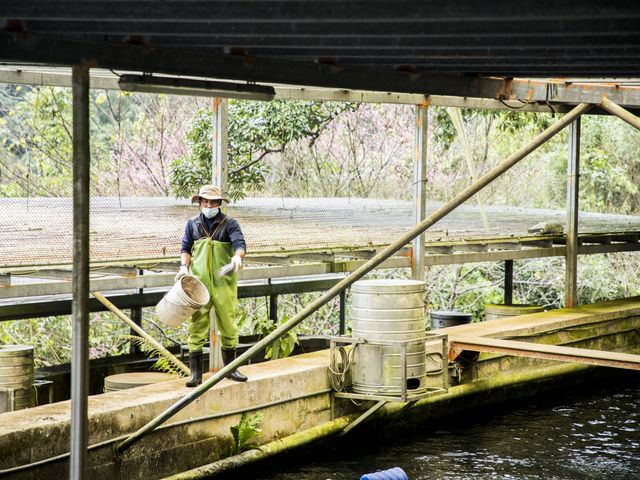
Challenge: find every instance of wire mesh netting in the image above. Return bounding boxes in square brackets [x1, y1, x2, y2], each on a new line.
[2, 85, 640, 268]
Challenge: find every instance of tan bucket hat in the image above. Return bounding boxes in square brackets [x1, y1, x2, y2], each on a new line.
[190, 185, 229, 204]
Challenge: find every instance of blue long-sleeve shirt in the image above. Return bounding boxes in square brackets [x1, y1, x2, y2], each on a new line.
[181, 212, 246, 255]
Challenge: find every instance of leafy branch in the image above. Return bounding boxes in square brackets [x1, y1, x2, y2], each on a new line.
[123, 334, 187, 378]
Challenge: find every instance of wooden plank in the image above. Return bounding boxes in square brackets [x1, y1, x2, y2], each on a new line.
[434, 296, 640, 340]
[449, 335, 640, 370]
[0, 257, 410, 299]
[521, 239, 554, 248]
[424, 246, 565, 266]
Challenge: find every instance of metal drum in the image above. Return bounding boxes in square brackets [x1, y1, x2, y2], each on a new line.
[0, 345, 35, 412]
[351, 279, 427, 397]
[430, 311, 473, 329]
[484, 304, 544, 321]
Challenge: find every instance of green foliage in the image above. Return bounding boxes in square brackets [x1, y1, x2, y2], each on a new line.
[252, 313, 299, 360]
[123, 335, 186, 378]
[169, 100, 356, 201]
[230, 411, 263, 455]
[432, 106, 554, 150]
[577, 116, 640, 213]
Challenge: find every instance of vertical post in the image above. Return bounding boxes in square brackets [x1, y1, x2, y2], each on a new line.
[412, 103, 428, 281]
[269, 295, 278, 323]
[129, 269, 144, 354]
[210, 97, 228, 370]
[565, 118, 581, 308]
[339, 290, 346, 335]
[70, 63, 90, 480]
[212, 97, 228, 193]
[129, 308, 143, 354]
[504, 260, 513, 305]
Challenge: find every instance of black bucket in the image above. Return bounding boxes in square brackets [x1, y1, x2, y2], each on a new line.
[430, 310, 472, 329]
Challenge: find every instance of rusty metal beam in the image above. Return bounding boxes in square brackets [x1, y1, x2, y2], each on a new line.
[449, 336, 640, 370]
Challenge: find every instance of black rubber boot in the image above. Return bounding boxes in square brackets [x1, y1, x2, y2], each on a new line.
[186, 350, 203, 387]
[221, 348, 248, 382]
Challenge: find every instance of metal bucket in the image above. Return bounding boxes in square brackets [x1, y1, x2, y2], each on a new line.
[430, 310, 472, 329]
[350, 279, 427, 397]
[156, 275, 210, 328]
[484, 304, 544, 321]
[104, 372, 176, 392]
[0, 345, 35, 412]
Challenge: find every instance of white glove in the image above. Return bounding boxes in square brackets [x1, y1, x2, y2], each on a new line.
[231, 254, 243, 272]
[174, 264, 189, 283]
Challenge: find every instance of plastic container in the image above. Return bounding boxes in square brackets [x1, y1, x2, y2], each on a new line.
[430, 310, 472, 329]
[156, 275, 210, 327]
[360, 467, 409, 480]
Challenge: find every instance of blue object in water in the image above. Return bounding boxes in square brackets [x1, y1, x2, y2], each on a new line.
[360, 466, 408, 480]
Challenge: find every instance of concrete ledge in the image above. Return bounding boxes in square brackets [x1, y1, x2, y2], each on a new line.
[0, 350, 332, 479]
[1, 297, 640, 479]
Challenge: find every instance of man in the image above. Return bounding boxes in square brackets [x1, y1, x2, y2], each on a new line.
[176, 184, 247, 387]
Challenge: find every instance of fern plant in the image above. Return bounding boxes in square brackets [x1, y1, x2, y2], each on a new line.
[123, 335, 187, 378]
[230, 412, 264, 455]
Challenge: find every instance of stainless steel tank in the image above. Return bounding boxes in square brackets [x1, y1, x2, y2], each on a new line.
[0, 345, 34, 412]
[350, 279, 427, 397]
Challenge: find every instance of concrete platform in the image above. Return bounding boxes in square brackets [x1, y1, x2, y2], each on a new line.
[0, 297, 639, 479]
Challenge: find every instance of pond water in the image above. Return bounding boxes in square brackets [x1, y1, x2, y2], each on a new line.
[240, 383, 639, 480]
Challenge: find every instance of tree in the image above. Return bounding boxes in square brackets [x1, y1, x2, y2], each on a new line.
[168, 99, 356, 201]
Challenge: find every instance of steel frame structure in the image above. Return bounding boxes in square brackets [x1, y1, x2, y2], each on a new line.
[2, 5, 640, 474]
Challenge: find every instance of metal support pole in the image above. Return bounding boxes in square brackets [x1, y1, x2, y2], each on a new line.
[129, 307, 143, 354]
[269, 295, 278, 323]
[129, 269, 144, 354]
[339, 290, 346, 335]
[70, 63, 90, 480]
[412, 103, 428, 281]
[504, 260, 513, 305]
[115, 103, 591, 455]
[565, 118, 581, 308]
[212, 97, 228, 193]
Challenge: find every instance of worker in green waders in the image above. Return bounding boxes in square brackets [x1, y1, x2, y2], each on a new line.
[175, 185, 247, 387]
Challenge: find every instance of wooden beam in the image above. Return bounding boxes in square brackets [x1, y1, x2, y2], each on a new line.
[449, 335, 640, 370]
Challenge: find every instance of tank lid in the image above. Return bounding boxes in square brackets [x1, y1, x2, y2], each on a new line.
[104, 372, 176, 389]
[484, 304, 544, 314]
[0, 345, 34, 357]
[352, 279, 425, 293]
[430, 310, 472, 319]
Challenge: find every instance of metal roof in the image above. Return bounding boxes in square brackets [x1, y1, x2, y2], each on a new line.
[1, 1, 640, 100]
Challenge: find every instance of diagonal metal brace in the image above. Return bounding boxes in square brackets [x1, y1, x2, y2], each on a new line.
[340, 400, 387, 436]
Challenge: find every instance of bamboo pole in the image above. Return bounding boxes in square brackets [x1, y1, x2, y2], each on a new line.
[116, 102, 592, 455]
[600, 96, 640, 131]
[91, 291, 190, 376]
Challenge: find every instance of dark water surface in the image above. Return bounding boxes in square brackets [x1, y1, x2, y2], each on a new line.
[242, 385, 639, 480]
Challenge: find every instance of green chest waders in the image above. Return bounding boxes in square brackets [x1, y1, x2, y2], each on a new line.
[188, 238, 238, 352]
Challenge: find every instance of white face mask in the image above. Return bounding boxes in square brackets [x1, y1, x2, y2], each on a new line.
[201, 207, 219, 219]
